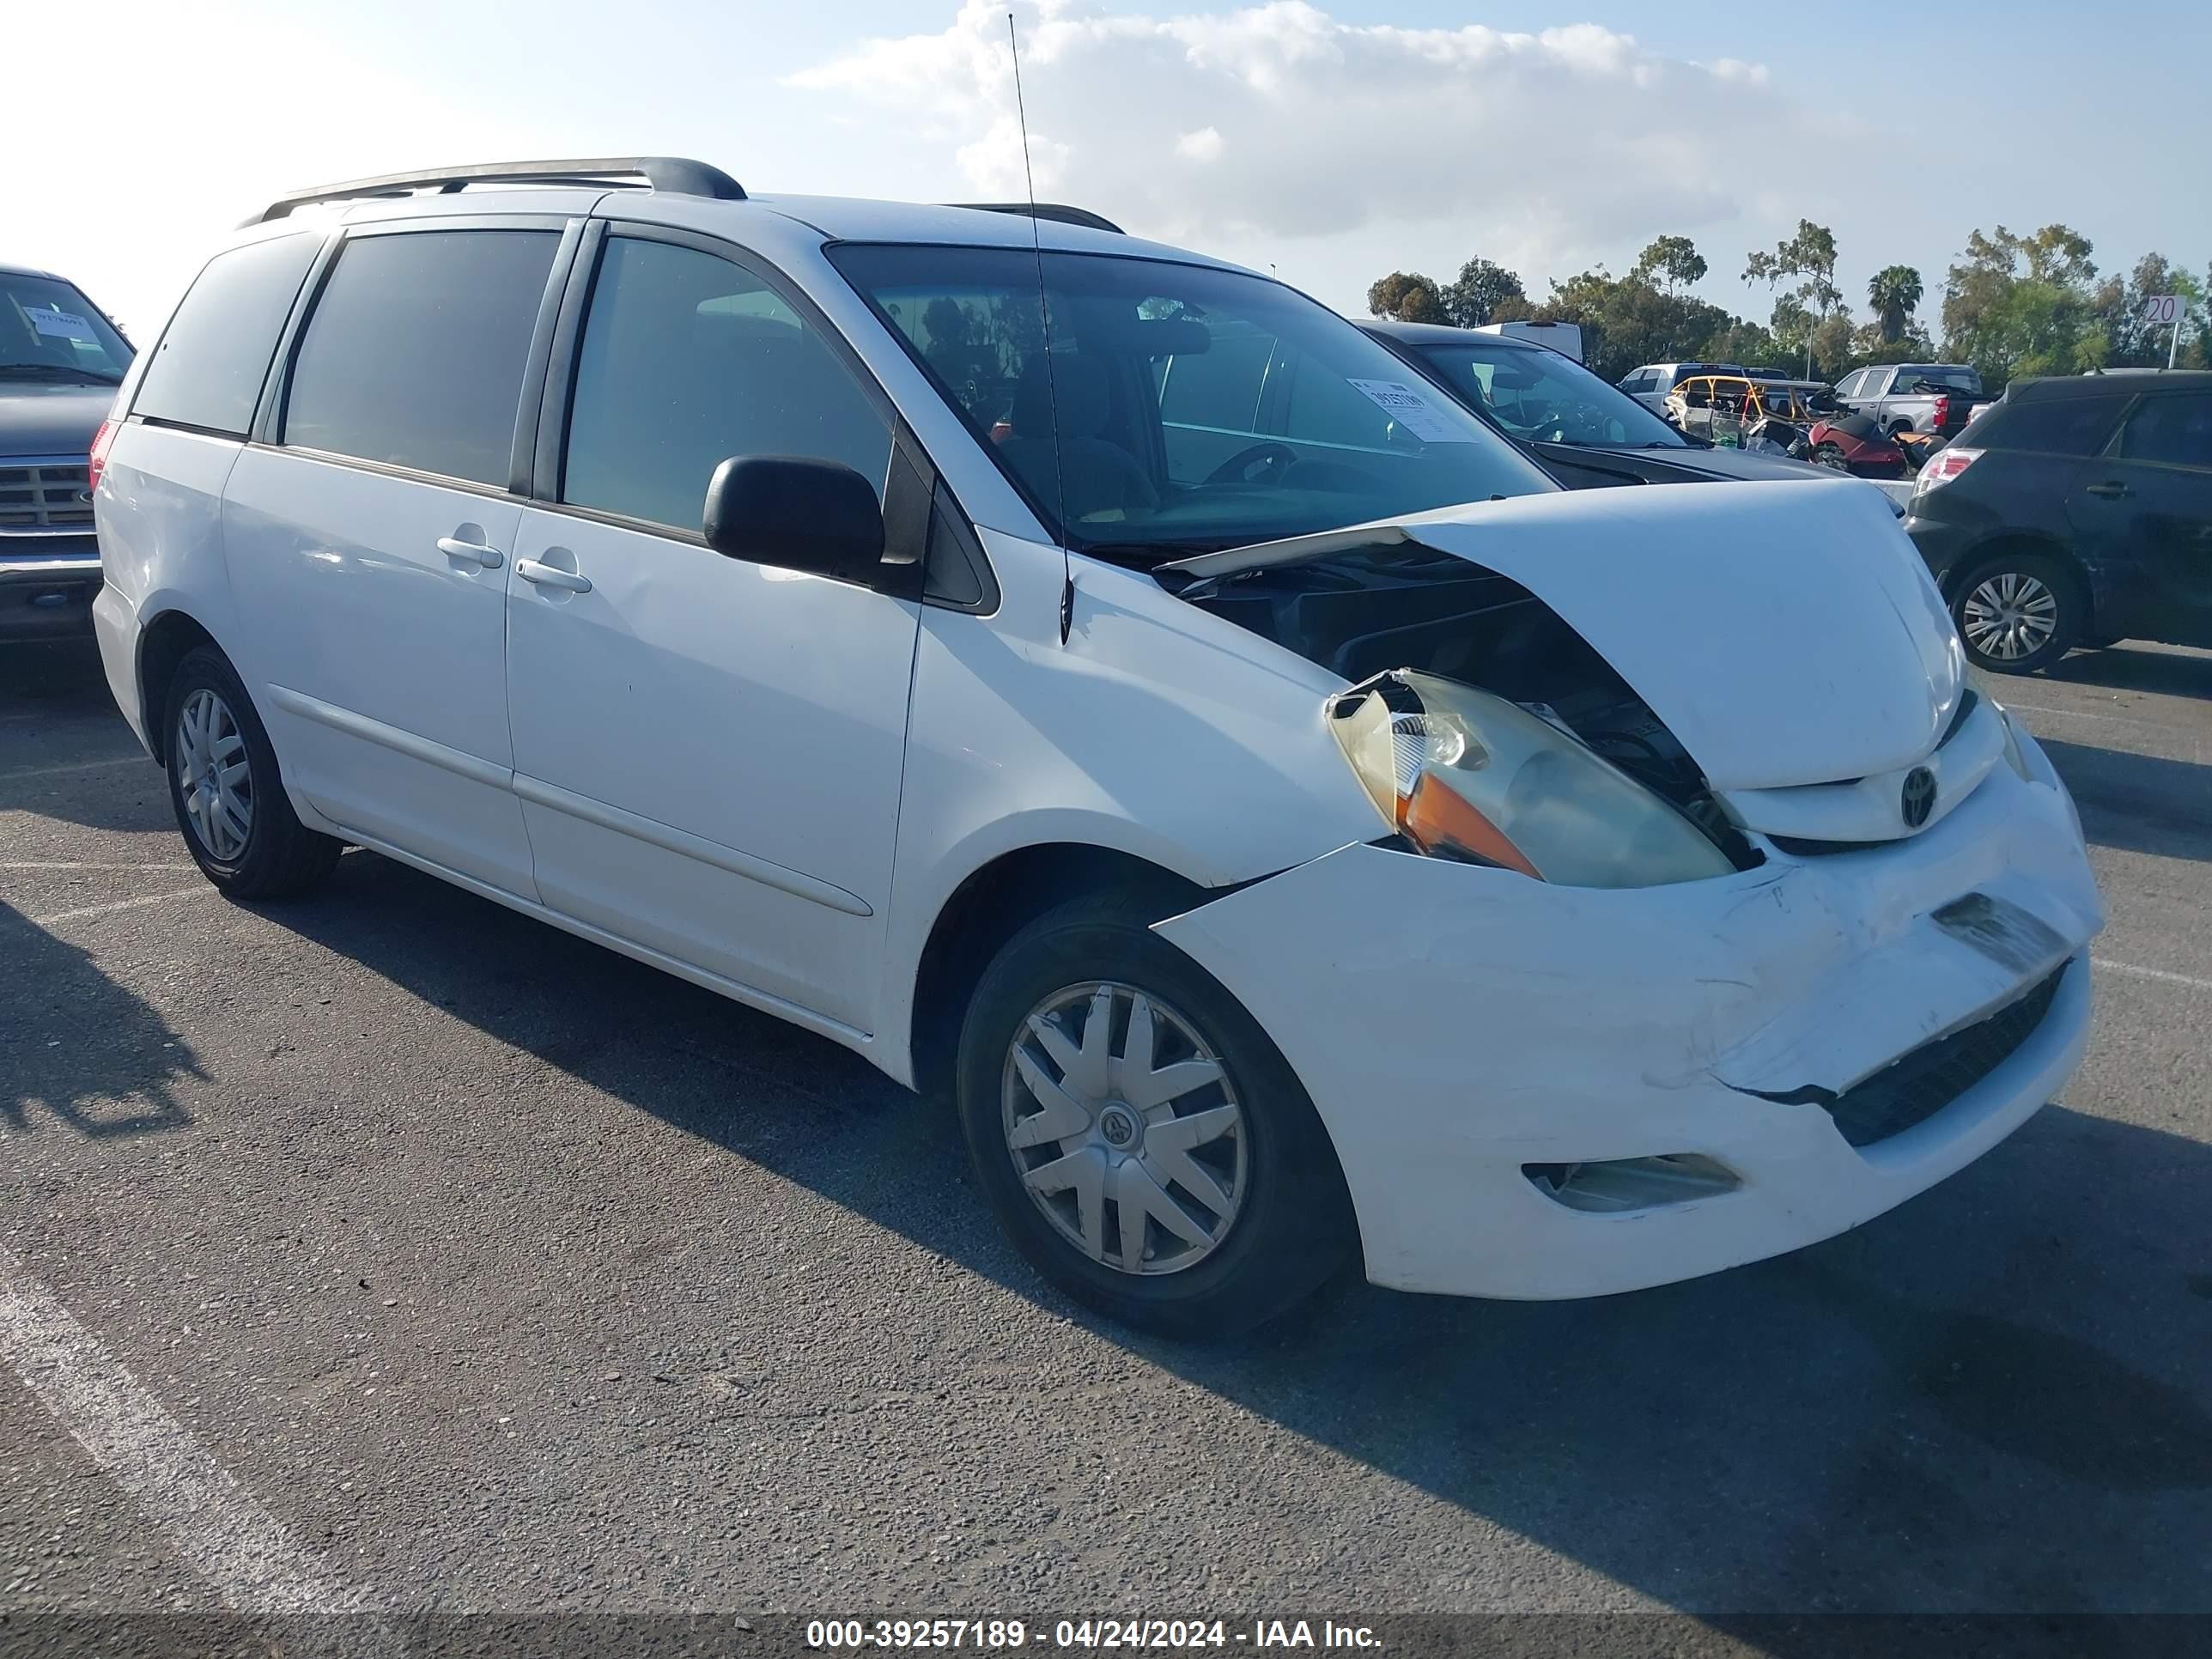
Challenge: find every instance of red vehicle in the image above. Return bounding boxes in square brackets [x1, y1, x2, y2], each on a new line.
[1806, 411, 1908, 479]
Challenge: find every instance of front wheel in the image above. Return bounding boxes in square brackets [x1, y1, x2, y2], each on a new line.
[956, 892, 1356, 1336]
[164, 646, 343, 896]
[1951, 553, 2084, 674]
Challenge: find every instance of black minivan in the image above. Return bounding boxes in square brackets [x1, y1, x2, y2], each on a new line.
[1905, 371, 2212, 672]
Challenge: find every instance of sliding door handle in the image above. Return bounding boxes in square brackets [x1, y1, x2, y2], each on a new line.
[516, 558, 592, 594]
[436, 536, 503, 568]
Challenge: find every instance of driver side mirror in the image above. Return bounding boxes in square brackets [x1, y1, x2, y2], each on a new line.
[702, 456, 885, 584]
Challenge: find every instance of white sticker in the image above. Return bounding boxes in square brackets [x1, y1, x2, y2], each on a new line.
[1346, 379, 1474, 443]
[26, 306, 97, 342]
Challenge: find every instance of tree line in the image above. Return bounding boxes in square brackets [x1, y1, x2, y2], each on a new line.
[1364, 222, 2207, 390]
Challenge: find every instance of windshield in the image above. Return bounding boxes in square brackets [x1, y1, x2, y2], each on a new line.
[829, 245, 1554, 556]
[1, 273, 133, 384]
[1412, 343, 1688, 449]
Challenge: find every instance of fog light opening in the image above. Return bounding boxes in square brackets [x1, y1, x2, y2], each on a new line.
[1522, 1153, 1741, 1214]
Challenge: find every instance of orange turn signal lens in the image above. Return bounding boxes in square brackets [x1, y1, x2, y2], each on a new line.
[1401, 773, 1542, 878]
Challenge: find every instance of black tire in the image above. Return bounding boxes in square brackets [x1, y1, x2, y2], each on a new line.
[955, 890, 1356, 1337]
[162, 646, 343, 897]
[1948, 551, 2085, 676]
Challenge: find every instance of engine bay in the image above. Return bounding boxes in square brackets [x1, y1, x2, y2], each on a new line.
[1159, 540, 1759, 866]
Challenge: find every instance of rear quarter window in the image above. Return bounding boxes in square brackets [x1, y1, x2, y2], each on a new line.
[131, 233, 323, 436]
[1973, 396, 2122, 459]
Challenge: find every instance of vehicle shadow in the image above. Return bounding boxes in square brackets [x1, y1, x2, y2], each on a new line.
[2047, 643, 2212, 702]
[267, 851, 2212, 1620]
[2039, 737, 2212, 862]
[0, 640, 168, 836]
[0, 899, 203, 1139]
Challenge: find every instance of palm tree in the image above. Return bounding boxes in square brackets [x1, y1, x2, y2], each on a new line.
[1869, 265, 1924, 344]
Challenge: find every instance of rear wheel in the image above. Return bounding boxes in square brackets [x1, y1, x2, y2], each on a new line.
[1951, 552, 2084, 675]
[956, 891, 1355, 1336]
[164, 647, 342, 896]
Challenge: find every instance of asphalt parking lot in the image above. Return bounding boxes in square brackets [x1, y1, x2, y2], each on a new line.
[3, 635, 2209, 1632]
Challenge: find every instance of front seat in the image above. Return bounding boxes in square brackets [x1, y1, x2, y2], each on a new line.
[998, 356, 1159, 524]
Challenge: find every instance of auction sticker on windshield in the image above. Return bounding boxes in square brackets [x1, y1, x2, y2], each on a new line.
[27, 307, 98, 342]
[1346, 379, 1475, 442]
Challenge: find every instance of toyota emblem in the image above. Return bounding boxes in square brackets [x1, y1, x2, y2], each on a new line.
[1901, 767, 1936, 829]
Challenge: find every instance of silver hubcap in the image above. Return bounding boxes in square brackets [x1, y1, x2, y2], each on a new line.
[1962, 573, 2058, 661]
[175, 688, 252, 861]
[1002, 981, 1247, 1278]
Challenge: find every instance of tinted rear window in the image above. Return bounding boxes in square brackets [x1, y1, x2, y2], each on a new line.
[1895, 366, 1982, 394]
[1973, 394, 2121, 458]
[131, 234, 321, 436]
[283, 229, 560, 487]
[2115, 393, 2212, 470]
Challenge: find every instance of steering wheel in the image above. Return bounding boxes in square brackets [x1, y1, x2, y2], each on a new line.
[1204, 441, 1298, 486]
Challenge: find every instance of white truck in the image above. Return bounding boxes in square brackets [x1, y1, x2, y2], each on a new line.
[1473, 319, 1583, 362]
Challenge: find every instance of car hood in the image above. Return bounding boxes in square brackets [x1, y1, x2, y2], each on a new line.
[1164, 478, 1965, 792]
[1607, 443, 1836, 483]
[0, 384, 112, 457]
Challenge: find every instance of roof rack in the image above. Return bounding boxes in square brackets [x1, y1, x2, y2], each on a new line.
[948, 203, 1124, 235]
[252, 157, 746, 224]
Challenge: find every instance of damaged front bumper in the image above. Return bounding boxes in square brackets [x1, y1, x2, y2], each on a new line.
[1152, 731, 2102, 1300]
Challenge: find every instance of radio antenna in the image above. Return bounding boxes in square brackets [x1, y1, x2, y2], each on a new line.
[1007, 10, 1074, 646]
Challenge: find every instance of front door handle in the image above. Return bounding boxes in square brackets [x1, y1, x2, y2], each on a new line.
[436, 536, 503, 568]
[515, 558, 592, 594]
[2084, 480, 2131, 500]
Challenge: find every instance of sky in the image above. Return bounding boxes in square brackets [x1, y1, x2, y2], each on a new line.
[9, 0, 2207, 343]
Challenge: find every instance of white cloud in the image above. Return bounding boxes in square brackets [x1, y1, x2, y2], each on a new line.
[789, 0, 1809, 308]
[1176, 125, 1224, 163]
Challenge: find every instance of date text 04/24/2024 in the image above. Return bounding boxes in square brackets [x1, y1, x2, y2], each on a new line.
[805, 1620, 1382, 1650]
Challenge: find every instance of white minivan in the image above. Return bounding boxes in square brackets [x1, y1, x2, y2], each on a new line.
[92, 159, 2101, 1334]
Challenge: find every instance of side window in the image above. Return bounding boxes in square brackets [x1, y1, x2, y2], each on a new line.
[2115, 394, 2212, 470]
[562, 236, 892, 533]
[1836, 370, 1866, 398]
[284, 229, 560, 487]
[1977, 396, 2119, 458]
[131, 233, 321, 436]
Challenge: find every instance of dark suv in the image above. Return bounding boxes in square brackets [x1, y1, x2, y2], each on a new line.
[3, 262, 133, 641]
[1905, 371, 2212, 672]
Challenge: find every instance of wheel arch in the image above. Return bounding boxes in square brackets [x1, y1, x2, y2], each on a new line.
[1939, 532, 2094, 622]
[904, 842, 1209, 1102]
[136, 608, 224, 765]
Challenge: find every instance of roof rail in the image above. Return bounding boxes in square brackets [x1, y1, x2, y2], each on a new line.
[252, 157, 746, 224]
[948, 203, 1124, 235]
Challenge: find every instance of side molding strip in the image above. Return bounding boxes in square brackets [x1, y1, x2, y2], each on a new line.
[265, 684, 511, 791]
[512, 773, 873, 918]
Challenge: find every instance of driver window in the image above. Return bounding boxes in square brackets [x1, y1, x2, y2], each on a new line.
[563, 236, 891, 533]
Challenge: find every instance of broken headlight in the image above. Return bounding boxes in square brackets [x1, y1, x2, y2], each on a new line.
[1327, 669, 1734, 888]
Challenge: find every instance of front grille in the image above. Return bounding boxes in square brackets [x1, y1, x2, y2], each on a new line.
[0, 463, 94, 529]
[1823, 964, 2066, 1148]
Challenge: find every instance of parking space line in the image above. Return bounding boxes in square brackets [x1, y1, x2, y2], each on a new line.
[2094, 957, 2212, 993]
[0, 1256, 361, 1613]
[0, 754, 151, 781]
[2, 860, 198, 871]
[30, 887, 216, 926]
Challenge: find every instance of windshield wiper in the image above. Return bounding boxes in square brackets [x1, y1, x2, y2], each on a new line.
[0, 362, 125, 386]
